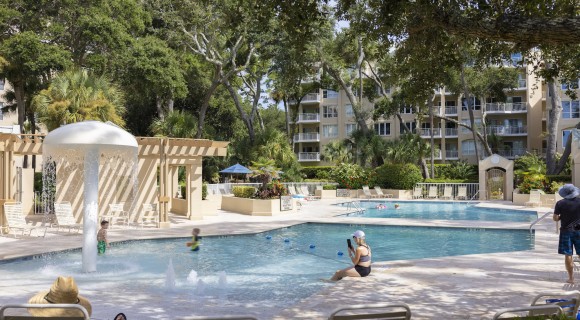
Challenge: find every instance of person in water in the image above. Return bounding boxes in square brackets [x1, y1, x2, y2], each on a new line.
[186, 228, 201, 252]
[97, 220, 110, 254]
[331, 230, 371, 281]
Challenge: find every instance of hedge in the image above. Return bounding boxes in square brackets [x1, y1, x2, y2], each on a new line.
[375, 163, 423, 190]
[323, 184, 337, 190]
[546, 175, 572, 183]
[233, 186, 256, 198]
[202, 183, 208, 200]
[302, 166, 334, 180]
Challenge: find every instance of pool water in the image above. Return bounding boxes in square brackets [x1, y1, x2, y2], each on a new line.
[349, 201, 537, 222]
[0, 223, 533, 319]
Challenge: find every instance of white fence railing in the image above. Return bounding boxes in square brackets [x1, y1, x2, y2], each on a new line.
[206, 182, 336, 196]
[414, 183, 479, 200]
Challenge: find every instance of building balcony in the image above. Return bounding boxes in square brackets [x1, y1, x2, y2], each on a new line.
[418, 128, 442, 138]
[289, 93, 321, 105]
[444, 106, 458, 116]
[486, 125, 527, 136]
[430, 106, 442, 116]
[445, 150, 459, 159]
[517, 79, 527, 89]
[297, 152, 321, 162]
[445, 128, 458, 137]
[497, 148, 527, 159]
[296, 113, 320, 123]
[484, 102, 527, 113]
[294, 132, 320, 142]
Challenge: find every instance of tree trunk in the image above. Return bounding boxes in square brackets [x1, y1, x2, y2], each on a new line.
[554, 121, 580, 174]
[283, 98, 290, 139]
[13, 81, 26, 134]
[29, 112, 37, 169]
[167, 98, 174, 113]
[224, 79, 256, 145]
[546, 80, 562, 174]
[461, 66, 480, 161]
[420, 158, 430, 179]
[156, 95, 164, 120]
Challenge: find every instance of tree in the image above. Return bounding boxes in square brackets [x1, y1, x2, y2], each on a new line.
[322, 141, 351, 165]
[33, 69, 125, 131]
[150, 111, 197, 138]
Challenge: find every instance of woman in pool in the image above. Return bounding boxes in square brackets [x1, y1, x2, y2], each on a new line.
[331, 230, 371, 281]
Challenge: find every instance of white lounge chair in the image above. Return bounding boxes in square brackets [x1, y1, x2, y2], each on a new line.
[413, 187, 423, 199]
[328, 303, 411, 320]
[374, 186, 393, 198]
[427, 186, 438, 199]
[2, 202, 47, 237]
[0, 303, 90, 320]
[362, 185, 378, 199]
[101, 203, 130, 228]
[54, 202, 82, 233]
[525, 189, 543, 207]
[456, 186, 467, 200]
[300, 185, 320, 200]
[531, 291, 580, 318]
[177, 316, 257, 320]
[441, 186, 453, 200]
[492, 305, 563, 319]
[140, 203, 160, 228]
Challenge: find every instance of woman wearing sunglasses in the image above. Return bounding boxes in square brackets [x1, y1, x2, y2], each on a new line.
[330, 230, 371, 281]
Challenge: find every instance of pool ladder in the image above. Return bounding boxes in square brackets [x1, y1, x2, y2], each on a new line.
[529, 211, 556, 234]
[345, 200, 365, 214]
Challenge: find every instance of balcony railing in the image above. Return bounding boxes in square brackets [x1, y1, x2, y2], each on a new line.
[497, 148, 527, 158]
[294, 132, 320, 142]
[297, 152, 321, 162]
[417, 128, 442, 137]
[518, 79, 527, 88]
[486, 126, 527, 135]
[484, 102, 527, 113]
[445, 106, 458, 115]
[296, 113, 320, 123]
[289, 93, 321, 104]
[445, 128, 458, 137]
[445, 150, 459, 158]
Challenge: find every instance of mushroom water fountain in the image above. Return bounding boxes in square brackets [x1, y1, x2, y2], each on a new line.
[43, 121, 138, 272]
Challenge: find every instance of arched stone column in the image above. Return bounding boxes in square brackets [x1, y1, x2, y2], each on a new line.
[479, 154, 514, 201]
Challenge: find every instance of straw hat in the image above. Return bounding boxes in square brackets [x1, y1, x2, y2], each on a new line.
[28, 276, 92, 317]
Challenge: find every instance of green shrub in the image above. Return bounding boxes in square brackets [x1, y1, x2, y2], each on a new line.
[302, 166, 334, 179]
[329, 163, 374, 189]
[202, 183, 208, 200]
[323, 184, 337, 190]
[233, 186, 256, 198]
[549, 181, 565, 194]
[34, 172, 43, 192]
[179, 182, 186, 199]
[517, 175, 546, 194]
[254, 181, 287, 199]
[375, 163, 423, 190]
[546, 175, 571, 184]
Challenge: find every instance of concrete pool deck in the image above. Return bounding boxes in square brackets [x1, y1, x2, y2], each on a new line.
[0, 199, 573, 319]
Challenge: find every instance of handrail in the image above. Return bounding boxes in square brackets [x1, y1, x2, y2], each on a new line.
[529, 211, 554, 234]
[345, 200, 365, 214]
[465, 190, 480, 206]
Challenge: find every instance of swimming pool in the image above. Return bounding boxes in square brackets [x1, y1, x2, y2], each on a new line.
[347, 201, 537, 222]
[0, 223, 533, 319]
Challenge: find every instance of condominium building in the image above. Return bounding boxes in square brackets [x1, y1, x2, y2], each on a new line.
[292, 61, 580, 165]
[0, 78, 20, 134]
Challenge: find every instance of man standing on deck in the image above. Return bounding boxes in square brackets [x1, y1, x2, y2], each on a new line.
[553, 184, 580, 284]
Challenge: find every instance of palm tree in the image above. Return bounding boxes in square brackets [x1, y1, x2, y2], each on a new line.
[33, 69, 125, 131]
[150, 110, 198, 138]
[385, 134, 437, 178]
[344, 129, 385, 168]
[322, 141, 351, 165]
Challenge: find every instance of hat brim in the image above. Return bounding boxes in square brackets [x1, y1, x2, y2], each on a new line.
[559, 188, 580, 199]
[28, 291, 92, 317]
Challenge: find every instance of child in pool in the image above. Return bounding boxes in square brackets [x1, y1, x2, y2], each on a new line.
[394, 203, 400, 209]
[186, 228, 201, 251]
[97, 220, 110, 254]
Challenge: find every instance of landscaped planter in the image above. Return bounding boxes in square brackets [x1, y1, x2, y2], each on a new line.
[221, 196, 297, 216]
[384, 189, 412, 200]
[315, 190, 336, 198]
[512, 192, 560, 206]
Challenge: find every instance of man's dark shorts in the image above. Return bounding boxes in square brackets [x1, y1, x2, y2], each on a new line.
[558, 230, 580, 255]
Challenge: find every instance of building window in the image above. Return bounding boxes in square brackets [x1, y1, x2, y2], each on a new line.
[345, 123, 357, 136]
[563, 129, 572, 148]
[374, 122, 391, 136]
[510, 53, 522, 64]
[445, 100, 456, 106]
[399, 121, 416, 134]
[323, 105, 338, 118]
[563, 101, 580, 119]
[461, 140, 476, 155]
[0, 79, 4, 90]
[461, 119, 482, 133]
[345, 104, 353, 117]
[461, 97, 481, 110]
[401, 106, 413, 114]
[518, 74, 526, 88]
[323, 89, 338, 99]
[323, 125, 338, 138]
[562, 80, 580, 90]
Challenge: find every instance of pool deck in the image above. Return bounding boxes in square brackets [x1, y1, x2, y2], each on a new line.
[0, 198, 573, 319]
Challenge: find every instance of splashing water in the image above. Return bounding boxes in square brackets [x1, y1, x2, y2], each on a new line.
[165, 258, 176, 292]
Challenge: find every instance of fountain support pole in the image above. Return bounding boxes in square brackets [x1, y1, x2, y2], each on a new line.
[82, 148, 99, 273]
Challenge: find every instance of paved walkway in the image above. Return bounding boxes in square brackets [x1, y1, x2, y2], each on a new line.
[0, 198, 573, 319]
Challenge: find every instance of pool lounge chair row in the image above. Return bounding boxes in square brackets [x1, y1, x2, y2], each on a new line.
[361, 186, 393, 199]
[2, 291, 578, 319]
[413, 186, 469, 200]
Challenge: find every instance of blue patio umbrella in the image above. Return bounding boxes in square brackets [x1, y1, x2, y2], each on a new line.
[220, 163, 253, 174]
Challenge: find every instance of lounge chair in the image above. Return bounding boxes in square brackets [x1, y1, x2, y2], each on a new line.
[374, 186, 393, 198]
[101, 203, 130, 228]
[328, 303, 411, 320]
[53, 202, 82, 233]
[362, 186, 379, 199]
[177, 316, 257, 320]
[491, 305, 563, 319]
[441, 186, 453, 200]
[300, 185, 321, 200]
[140, 203, 160, 228]
[525, 189, 543, 207]
[427, 186, 438, 199]
[412, 187, 423, 199]
[456, 186, 467, 200]
[2, 203, 47, 237]
[531, 291, 580, 318]
[0, 303, 90, 320]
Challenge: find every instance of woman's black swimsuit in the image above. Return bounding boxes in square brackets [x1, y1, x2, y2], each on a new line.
[354, 245, 371, 277]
